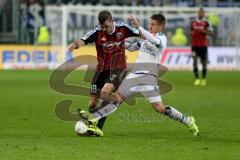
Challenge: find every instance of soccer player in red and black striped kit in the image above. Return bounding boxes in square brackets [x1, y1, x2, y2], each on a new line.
[191, 8, 214, 86]
[68, 10, 140, 133]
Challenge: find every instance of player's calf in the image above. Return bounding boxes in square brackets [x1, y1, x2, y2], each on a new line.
[151, 101, 166, 114]
[88, 96, 99, 109]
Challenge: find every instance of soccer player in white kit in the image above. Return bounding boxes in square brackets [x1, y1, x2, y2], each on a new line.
[79, 14, 199, 137]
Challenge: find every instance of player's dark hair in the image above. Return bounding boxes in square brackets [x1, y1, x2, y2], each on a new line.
[199, 7, 204, 11]
[98, 10, 112, 24]
[151, 14, 166, 26]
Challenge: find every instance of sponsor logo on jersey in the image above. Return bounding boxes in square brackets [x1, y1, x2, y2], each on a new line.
[116, 32, 123, 39]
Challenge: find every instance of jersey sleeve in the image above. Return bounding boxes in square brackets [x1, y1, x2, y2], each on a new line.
[156, 33, 167, 47]
[139, 26, 167, 47]
[122, 23, 140, 38]
[81, 27, 98, 45]
[125, 41, 142, 51]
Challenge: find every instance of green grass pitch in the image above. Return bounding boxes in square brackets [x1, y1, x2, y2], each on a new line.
[0, 70, 240, 160]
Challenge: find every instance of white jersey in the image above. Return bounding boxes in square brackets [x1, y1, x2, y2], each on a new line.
[126, 26, 167, 77]
[136, 32, 167, 64]
[121, 26, 166, 103]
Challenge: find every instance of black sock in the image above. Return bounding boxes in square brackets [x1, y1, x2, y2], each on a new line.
[194, 67, 199, 79]
[96, 117, 107, 130]
[202, 68, 207, 79]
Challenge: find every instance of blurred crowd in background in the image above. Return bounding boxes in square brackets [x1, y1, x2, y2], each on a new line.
[42, 0, 240, 7]
[0, 0, 239, 46]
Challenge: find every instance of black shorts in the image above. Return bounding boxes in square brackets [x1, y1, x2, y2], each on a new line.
[90, 69, 127, 95]
[192, 46, 208, 61]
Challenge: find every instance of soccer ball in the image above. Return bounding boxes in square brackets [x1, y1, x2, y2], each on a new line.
[75, 120, 89, 135]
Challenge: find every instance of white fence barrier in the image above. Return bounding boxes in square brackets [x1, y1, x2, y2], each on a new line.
[162, 47, 240, 70]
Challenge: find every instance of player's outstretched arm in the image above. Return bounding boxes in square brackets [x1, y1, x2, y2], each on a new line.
[129, 16, 161, 45]
[68, 39, 86, 52]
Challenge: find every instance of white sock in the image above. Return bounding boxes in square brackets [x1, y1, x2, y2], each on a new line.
[165, 106, 190, 125]
[93, 102, 119, 120]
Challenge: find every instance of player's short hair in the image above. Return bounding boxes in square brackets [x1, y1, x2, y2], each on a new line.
[199, 7, 204, 11]
[151, 14, 166, 26]
[98, 10, 112, 24]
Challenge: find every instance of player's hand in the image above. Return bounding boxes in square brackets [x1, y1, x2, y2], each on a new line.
[125, 39, 132, 49]
[68, 41, 80, 52]
[129, 16, 140, 29]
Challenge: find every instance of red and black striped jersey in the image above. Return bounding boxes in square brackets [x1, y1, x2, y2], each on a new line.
[81, 22, 139, 71]
[191, 19, 213, 47]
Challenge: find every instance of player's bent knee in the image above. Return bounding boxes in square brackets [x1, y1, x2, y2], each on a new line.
[102, 83, 114, 92]
[100, 91, 110, 100]
[100, 90, 111, 101]
[100, 83, 114, 100]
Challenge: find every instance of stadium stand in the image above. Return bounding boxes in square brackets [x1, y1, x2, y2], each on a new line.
[1, 0, 240, 44]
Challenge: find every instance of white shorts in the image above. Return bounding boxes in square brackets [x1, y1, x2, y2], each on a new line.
[118, 73, 162, 103]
